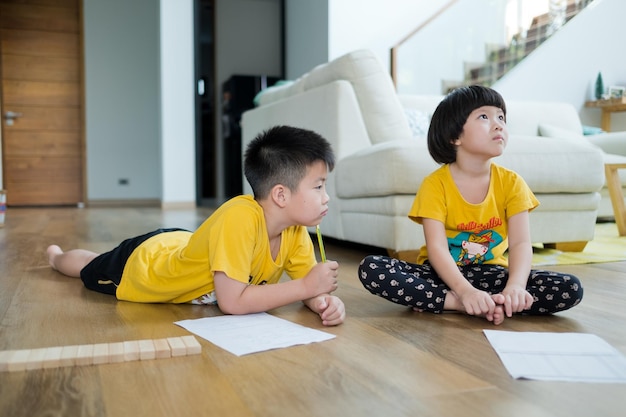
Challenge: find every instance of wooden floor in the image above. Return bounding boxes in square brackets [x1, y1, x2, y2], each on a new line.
[1, 207, 626, 417]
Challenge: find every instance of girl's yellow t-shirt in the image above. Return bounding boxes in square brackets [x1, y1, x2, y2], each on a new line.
[116, 195, 316, 303]
[408, 163, 539, 267]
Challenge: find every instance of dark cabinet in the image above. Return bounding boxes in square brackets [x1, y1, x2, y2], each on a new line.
[222, 75, 279, 197]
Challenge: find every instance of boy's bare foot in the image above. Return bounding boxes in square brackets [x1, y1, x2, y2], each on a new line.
[46, 245, 63, 270]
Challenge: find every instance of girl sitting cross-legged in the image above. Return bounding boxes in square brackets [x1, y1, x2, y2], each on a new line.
[358, 85, 583, 325]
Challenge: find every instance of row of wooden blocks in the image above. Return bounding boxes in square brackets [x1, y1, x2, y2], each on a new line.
[0, 335, 202, 373]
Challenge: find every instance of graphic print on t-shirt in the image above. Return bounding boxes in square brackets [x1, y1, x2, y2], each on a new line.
[451, 229, 504, 265]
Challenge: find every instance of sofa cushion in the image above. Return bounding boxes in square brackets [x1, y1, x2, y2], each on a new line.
[585, 131, 626, 156]
[506, 101, 583, 136]
[539, 126, 626, 185]
[335, 139, 439, 198]
[495, 135, 604, 193]
[337, 135, 605, 199]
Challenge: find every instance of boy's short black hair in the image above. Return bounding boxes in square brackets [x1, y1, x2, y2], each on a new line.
[427, 85, 507, 164]
[244, 125, 335, 199]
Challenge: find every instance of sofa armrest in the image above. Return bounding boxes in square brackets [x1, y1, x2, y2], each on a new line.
[586, 131, 626, 156]
[242, 80, 370, 159]
[241, 80, 371, 194]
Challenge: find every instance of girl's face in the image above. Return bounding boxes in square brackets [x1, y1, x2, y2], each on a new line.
[455, 105, 507, 159]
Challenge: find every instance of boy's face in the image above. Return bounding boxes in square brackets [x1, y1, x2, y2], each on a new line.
[287, 160, 330, 227]
[455, 105, 507, 159]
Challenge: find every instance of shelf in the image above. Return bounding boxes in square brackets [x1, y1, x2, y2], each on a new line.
[585, 97, 626, 108]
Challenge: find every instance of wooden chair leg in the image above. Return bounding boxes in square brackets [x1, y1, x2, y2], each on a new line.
[605, 163, 626, 236]
[543, 241, 588, 252]
[387, 249, 420, 263]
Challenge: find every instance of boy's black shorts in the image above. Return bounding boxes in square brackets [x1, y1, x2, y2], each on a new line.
[80, 228, 189, 295]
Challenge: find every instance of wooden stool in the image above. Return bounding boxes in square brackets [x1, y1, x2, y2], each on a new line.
[604, 163, 626, 236]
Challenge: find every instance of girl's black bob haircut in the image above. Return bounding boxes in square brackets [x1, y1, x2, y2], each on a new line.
[427, 85, 507, 164]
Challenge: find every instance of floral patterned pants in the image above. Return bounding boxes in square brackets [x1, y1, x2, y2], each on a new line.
[358, 255, 583, 314]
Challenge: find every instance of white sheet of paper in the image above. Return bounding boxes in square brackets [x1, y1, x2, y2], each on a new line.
[483, 330, 626, 383]
[175, 312, 335, 356]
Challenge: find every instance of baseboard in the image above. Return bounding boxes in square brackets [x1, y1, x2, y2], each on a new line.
[85, 199, 197, 209]
[160, 201, 197, 210]
[86, 199, 161, 208]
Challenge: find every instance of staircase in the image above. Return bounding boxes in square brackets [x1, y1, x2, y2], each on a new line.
[391, 0, 596, 95]
[444, 0, 591, 92]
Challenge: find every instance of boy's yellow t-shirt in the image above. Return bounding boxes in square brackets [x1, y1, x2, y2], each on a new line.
[116, 195, 317, 303]
[408, 163, 539, 267]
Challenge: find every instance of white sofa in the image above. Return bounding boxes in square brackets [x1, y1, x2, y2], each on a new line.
[533, 121, 626, 219]
[241, 49, 610, 259]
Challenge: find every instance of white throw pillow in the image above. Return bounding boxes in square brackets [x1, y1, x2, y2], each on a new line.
[404, 108, 430, 140]
[538, 123, 583, 140]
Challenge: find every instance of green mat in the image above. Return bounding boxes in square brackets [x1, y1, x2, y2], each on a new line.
[531, 222, 626, 266]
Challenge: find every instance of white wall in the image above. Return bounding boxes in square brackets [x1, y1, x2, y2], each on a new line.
[83, 0, 196, 207]
[83, 0, 161, 202]
[394, 0, 507, 95]
[328, 0, 448, 73]
[160, 0, 196, 206]
[284, 0, 328, 79]
[81, 0, 281, 205]
[284, 0, 449, 79]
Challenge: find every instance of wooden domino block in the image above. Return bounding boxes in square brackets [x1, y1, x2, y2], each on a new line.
[153, 338, 171, 359]
[26, 348, 46, 370]
[138, 339, 156, 360]
[0, 350, 15, 372]
[108, 342, 125, 363]
[181, 335, 202, 355]
[75, 344, 94, 366]
[167, 337, 187, 357]
[92, 343, 109, 365]
[7, 349, 30, 372]
[123, 340, 140, 362]
[0, 335, 203, 373]
[42, 346, 64, 369]
[59, 345, 78, 367]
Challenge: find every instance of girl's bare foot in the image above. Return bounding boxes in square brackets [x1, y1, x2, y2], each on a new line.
[491, 304, 505, 325]
[442, 291, 507, 324]
[488, 294, 506, 325]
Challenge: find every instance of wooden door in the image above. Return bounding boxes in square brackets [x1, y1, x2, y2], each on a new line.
[0, 0, 83, 206]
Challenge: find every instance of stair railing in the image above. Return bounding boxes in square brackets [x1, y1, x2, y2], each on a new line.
[389, 0, 458, 89]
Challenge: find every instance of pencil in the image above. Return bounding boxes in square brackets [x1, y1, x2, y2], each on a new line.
[316, 225, 327, 263]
